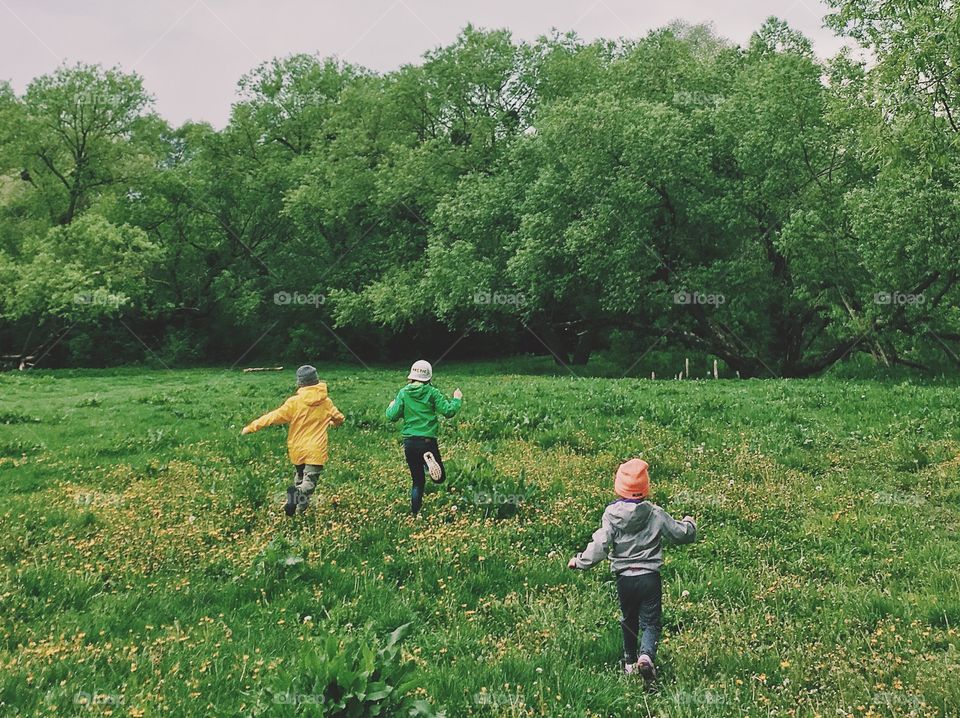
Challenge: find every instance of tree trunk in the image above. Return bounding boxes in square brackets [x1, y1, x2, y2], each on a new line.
[535, 324, 571, 366]
[571, 329, 592, 366]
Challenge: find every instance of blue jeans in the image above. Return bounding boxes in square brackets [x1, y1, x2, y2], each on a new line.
[616, 572, 662, 663]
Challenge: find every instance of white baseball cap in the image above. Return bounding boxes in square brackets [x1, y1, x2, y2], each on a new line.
[407, 360, 433, 382]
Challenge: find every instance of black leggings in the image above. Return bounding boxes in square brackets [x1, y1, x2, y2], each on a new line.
[616, 572, 662, 663]
[402, 437, 445, 514]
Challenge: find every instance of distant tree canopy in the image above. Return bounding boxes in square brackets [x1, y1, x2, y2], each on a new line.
[2, 3, 959, 375]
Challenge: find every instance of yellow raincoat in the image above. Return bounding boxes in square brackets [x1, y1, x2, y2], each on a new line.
[242, 383, 345, 465]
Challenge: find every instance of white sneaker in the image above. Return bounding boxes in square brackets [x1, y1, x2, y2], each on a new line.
[423, 452, 444, 483]
[623, 661, 638, 676]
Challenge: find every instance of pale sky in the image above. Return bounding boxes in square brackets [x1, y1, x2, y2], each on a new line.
[0, 0, 849, 128]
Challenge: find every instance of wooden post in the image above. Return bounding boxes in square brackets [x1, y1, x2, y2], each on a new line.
[650, 371, 655, 380]
[713, 359, 718, 380]
[685, 357, 689, 379]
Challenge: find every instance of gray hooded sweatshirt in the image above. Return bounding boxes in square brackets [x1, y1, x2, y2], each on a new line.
[573, 499, 697, 575]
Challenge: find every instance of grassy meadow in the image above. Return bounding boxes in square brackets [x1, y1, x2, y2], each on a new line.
[1, 361, 959, 717]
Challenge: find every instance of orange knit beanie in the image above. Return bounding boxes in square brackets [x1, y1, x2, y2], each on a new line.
[614, 458, 650, 499]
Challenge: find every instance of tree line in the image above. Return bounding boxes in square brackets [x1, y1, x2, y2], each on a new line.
[1, 0, 958, 376]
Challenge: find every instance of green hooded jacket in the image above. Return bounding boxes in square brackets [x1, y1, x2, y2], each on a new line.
[385, 382, 462, 438]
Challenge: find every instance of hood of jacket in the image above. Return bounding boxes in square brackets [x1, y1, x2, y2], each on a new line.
[296, 383, 329, 407]
[401, 381, 434, 400]
[606, 499, 654, 532]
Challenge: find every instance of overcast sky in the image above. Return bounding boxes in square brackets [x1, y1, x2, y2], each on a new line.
[1, 0, 850, 128]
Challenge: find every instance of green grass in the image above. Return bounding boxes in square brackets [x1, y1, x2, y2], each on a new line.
[1, 361, 959, 717]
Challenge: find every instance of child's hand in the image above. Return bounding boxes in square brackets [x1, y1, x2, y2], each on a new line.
[453, 388, 463, 400]
[567, 557, 578, 569]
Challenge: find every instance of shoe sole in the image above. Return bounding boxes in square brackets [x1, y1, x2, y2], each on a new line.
[423, 452, 444, 483]
[637, 659, 656, 682]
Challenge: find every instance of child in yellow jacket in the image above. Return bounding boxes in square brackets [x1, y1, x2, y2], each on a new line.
[241, 365, 345, 516]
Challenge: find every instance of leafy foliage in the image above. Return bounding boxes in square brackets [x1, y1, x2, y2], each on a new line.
[267, 623, 439, 717]
[2, 9, 960, 376]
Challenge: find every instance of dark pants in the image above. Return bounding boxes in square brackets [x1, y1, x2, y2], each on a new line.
[616, 572, 662, 663]
[402, 437, 445, 515]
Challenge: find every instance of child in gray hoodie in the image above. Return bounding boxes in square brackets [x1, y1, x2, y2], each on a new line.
[568, 458, 697, 680]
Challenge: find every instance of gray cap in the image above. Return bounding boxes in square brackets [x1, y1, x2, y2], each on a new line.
[296, 365, 319, 387]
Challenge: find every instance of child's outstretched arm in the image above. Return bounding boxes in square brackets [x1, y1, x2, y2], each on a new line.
[385, 392, 404, 422]
[660, 510, 697, 544]
[241, 400, 292, 435]
[433, 386, 463, 418]
[568, 510, 613, 570]
[328, 401, 346, 428]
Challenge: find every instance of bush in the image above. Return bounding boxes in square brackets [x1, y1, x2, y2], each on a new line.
[456, 452, 533, 519]
[267, 623, 439, 717]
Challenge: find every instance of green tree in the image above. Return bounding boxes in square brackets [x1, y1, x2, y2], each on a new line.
[824, 0, 960, 368]
[0, 64, 164, 365]
[16, 63, 156, 225]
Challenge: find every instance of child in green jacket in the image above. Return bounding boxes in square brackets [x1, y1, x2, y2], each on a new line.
[386, 360, 462, 516]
